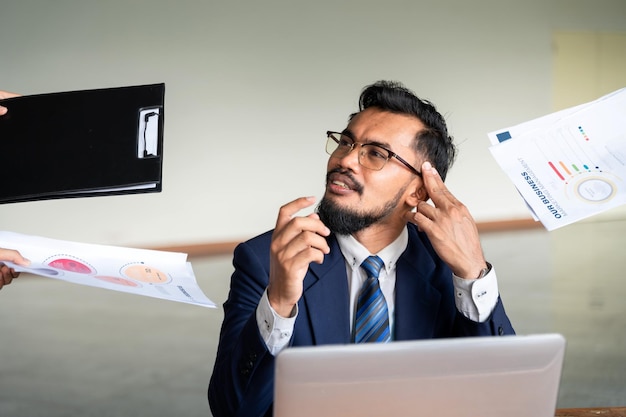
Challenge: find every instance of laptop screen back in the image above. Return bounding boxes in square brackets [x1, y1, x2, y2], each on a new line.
[274, 334, 565, 417]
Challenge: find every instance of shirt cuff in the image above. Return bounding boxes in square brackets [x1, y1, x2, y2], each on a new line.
[452, 263, 499, 322]
[256, 289, 298, 356]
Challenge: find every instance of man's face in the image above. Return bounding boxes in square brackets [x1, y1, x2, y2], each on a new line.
[318, 107, 425, 234]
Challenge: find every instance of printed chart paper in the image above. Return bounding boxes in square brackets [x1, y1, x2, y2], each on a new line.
[0, 231, 216, 308]
[488, 88, 626, 231]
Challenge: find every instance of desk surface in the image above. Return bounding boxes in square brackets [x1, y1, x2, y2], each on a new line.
[556, 408, 626, 417]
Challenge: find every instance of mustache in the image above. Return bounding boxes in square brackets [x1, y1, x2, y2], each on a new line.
[325, 168, 364, 193]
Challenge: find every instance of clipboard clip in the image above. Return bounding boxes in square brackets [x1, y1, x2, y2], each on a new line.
[137, 107, 161, 158]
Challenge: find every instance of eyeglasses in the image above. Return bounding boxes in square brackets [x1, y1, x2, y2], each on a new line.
[325, 131, 422, 177]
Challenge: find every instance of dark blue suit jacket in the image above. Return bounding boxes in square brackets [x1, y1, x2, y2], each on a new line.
[208, 224, 515, 417]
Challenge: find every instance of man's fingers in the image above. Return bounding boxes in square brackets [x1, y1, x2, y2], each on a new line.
[274, 213, 330, 247]
[274, 225, 330, 261]
[269, 202, 330, 315]
[275, 196, 318, 229]
[416, 200, 435, 219]
[420, 161, 461, 208]
[272, 197, 331, 267]
[409, 202, 436, 233]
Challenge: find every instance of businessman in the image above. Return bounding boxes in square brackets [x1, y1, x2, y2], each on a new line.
[208, 80, 515, 417]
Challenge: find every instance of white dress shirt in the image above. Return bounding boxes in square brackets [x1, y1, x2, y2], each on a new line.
[256, 227, 499, 355]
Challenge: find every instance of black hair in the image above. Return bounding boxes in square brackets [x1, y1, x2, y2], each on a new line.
[351, 80, 457, 180]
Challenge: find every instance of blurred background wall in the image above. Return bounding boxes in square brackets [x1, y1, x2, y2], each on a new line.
[2, 0, 625, 248]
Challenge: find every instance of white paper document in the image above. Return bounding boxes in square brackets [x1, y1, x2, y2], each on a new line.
[488, 88, 626, 231]
[0, 231, 216, 308]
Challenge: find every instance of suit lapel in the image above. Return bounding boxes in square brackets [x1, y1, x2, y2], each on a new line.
[393, 226, 443, 340]
[302, 235, 352, 345]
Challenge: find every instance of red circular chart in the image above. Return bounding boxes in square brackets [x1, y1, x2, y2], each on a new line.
[47, 257, 95, 274]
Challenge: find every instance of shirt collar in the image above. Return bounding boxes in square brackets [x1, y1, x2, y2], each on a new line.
[335, 227, 409, 274]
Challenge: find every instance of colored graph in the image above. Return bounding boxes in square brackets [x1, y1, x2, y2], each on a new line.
[542, 124, 620, 204]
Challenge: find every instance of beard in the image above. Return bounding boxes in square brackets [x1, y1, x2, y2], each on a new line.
[316, 185, 406, 235]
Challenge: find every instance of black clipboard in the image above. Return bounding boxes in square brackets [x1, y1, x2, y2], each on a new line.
[0, 83, 165, 204]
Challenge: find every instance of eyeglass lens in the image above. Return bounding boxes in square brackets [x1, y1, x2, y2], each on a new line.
[326, 133, 390, 171]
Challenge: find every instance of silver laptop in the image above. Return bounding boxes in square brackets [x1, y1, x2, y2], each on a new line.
[274, 333, 565, 417]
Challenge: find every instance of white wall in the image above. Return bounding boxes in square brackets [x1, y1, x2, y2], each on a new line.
[1, 0, 625, 247]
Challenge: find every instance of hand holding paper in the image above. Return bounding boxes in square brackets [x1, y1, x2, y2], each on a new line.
[0, 247, 29, 290]
[0, 231, 216, 307]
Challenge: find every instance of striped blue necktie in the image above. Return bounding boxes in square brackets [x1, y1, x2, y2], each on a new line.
[354, 255, 391, 343]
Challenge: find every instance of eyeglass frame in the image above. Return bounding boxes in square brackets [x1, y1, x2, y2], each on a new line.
[326, 131, 422, 177]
